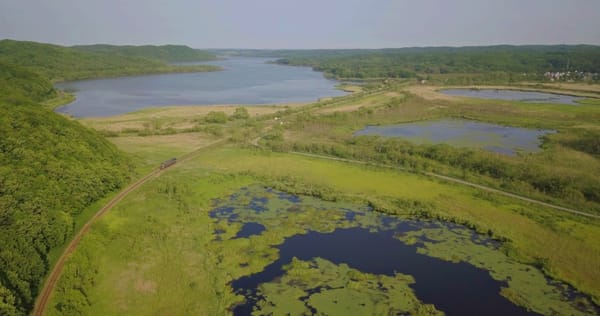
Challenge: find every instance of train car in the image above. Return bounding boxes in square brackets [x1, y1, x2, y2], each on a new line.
[160, 158, 177, 169]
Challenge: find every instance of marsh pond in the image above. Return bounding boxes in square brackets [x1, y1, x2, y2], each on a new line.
[209, 185, 597, 315]
[55, 57, 346, 117]
[355, 119, 554, 156]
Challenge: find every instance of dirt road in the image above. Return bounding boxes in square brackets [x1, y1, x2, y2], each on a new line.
[32, 139, 225, 316]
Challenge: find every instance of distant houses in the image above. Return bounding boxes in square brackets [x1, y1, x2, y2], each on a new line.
[544, 70, 598, 82]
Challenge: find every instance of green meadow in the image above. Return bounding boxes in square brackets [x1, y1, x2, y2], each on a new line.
[47, 143, 600, 314]
[4, 38, 598, 316]
[44, 81, 600, 315]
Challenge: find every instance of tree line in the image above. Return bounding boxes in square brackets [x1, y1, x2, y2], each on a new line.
[271, 45, 600, 82]
[72, 44, 217, 63]
[0, 40, 219, 83]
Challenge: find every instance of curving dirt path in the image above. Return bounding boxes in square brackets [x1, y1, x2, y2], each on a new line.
[32, 139, 226, 316]
[32, 169, 161, 316]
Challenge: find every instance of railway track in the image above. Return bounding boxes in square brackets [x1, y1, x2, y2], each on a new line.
[32, 139, 226, 316]
[289, 151, 600, 220]
[32, 169, 161, 316]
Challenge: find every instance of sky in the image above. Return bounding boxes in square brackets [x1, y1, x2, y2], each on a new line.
[1, 0, 599, 49]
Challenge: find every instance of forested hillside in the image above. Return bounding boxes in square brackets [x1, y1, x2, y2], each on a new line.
[269, 45, 600, 81]
[73, 44, 217, 62]
[0, 62, 132, 314]
[0, 61, 56, 103]
[0, 40, 219, 82]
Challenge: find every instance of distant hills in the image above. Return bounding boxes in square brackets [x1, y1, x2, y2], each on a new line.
[213, 45, 600, 82]
[73, 44, 217, 62]
[0, 40, 219, 82]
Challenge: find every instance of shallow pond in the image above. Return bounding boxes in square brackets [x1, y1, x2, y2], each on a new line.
[441, 89, 584, 105]
[354, 119, 554, 155]
[209, 185, 595, 315]
[55, 57, 346, 117]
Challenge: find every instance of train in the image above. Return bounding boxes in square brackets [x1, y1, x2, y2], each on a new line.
[160, 158, 177, 169]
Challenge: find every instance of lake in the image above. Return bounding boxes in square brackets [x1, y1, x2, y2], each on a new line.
[441, 89, 584, 105]
[354, 119, 554, 155]
[55, 57, 346, 117]
[209, 185, 594, 315]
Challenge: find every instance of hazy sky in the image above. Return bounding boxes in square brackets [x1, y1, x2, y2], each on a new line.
[1, 0, 599, 49]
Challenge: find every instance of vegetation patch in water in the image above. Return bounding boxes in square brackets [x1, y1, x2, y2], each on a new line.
[254, 257, 442, 316]
[211, 185, 595, 314]
[396, 227, 599, 315]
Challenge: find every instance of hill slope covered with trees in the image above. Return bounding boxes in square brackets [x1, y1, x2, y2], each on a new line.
[0, 40, 219, 82]
[0, 56, 132, 315]
[73, 44, 217, 62]
[266, 45, 600, 82]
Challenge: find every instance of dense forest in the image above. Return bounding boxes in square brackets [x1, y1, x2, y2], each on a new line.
[73, 44, 217, 62]
[238, 45, 600, 82]
[0, 61, 56, 103]
[0, 49, 140, 315]
[0, 40, 219, 82]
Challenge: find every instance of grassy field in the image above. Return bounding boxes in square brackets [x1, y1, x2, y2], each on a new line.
[47, 145, 600, 314]
[46, 82, 600, 314]
[109, 132, 220, 173]
[275, 82, 600, 214]
[194, 147, 600, 297]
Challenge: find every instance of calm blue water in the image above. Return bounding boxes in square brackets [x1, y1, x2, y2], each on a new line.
[235, 222, 266, 239]
[355, 119, 554, 155]
[232, 228, 536, 316]
[55, 57, 346, 117]
[209, 186, 596, 315]
[441, 89, 584, 105]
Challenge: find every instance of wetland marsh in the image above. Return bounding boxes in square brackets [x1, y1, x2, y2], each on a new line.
[354, 119, 554, 155]
[44, 53, 600, 316]
[211, 185, 595, 315]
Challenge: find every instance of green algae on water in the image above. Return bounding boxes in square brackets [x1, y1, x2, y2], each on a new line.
[254, 257, 443, 316]
[396, 227, 597, 315]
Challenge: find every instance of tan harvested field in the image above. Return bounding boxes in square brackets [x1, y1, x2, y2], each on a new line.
[315, 93, 398, 114]
[407, 84, 600, 101]
[521, 82, 600, 95]
[80, 104, 303, 132]
[405, 85, 461, 101]
[107, 132, 222, 172]
[110, 133, 215, 151]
